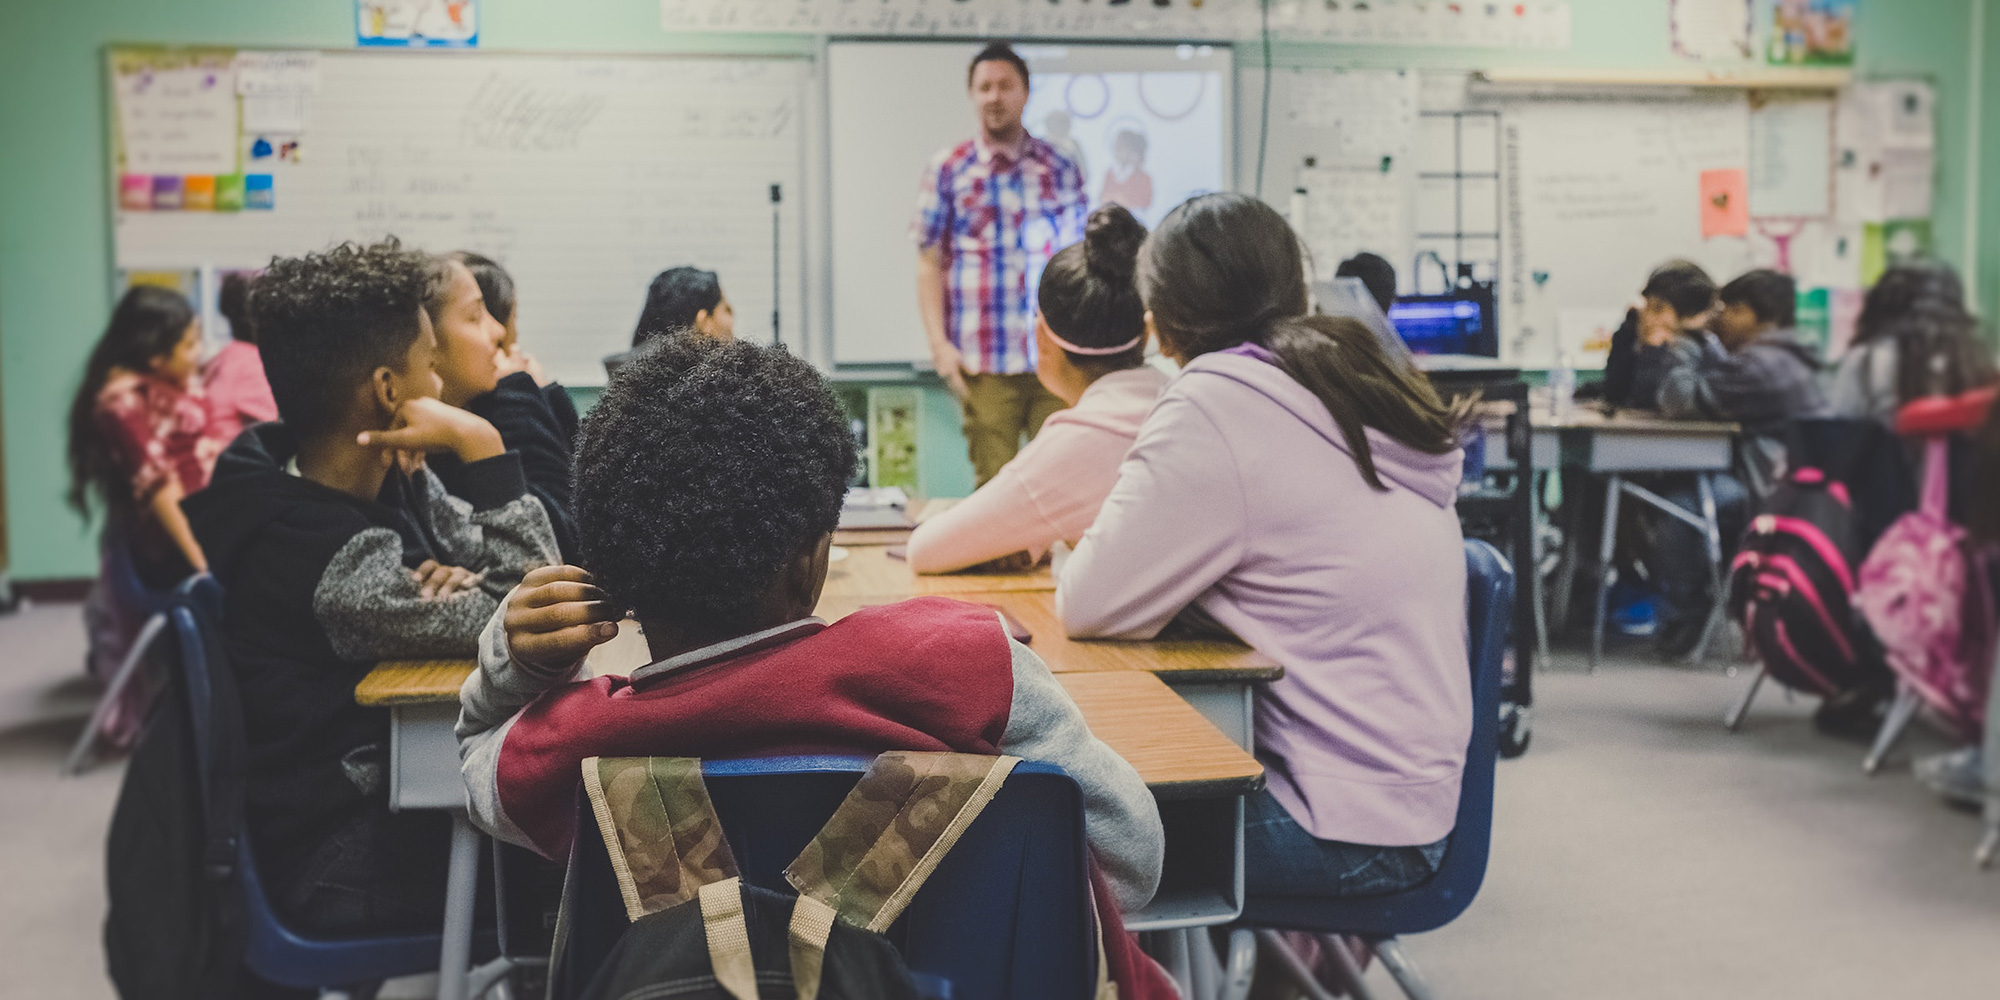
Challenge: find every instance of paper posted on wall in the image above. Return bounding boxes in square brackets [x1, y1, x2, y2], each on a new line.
[1671, 0, 1752, 60]
[116, 62, 239, 177]
[1836, 80, 1935, 224]
[235, 51, 320, 134]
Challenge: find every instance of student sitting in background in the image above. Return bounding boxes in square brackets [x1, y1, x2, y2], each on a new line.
[1059, 193, 1472, 902]
[425, 251, 581, 559]
[602, 265, 735, 377]
[203, 271, 279, 446]
[456, 336, 1171, 996]
[1596, 260, 1719, 409]
[68, 285, 216, 746]
[907, 205, 1166, 574]
[1335, 250, 1398, 315]
[452, 250, 581, 445]
[183, 239, 557, 943]
[1658, 268, 1828, 493]
[1829, 262, 1997, 424]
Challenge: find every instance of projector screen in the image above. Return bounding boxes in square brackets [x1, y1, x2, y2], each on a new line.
[828, 41, 1233, 366]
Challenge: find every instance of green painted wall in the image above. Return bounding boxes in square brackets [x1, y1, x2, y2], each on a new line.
[1981, 0, 2000, 330]
[1, 0, 1988, 580]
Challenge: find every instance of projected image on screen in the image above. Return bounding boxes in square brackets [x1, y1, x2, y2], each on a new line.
[1021, 47, 1229, 230]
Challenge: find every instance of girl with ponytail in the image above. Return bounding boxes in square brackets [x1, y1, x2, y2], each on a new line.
[1060, 192, 1475, 899]
[906, 204, 1169, 574]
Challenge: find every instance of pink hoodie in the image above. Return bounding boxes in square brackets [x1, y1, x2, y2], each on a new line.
[907, 366, 1168, 573]
[1058, 348, 1470, 846]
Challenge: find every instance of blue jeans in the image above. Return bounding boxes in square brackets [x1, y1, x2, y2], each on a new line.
[1244, 790, 1448, 898]
[1642, 472, 1749, 631]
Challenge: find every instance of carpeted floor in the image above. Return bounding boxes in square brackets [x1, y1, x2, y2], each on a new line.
[2, 603, 1994, 999]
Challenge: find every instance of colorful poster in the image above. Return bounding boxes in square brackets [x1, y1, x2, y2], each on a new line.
[358, 0, 478, 48]
[1768, 0, 1857, 66]
[1700, 168, 1750, 238]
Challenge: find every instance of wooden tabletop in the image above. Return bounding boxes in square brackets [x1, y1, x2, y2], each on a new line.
[1480, 399, 1737, 436]
[355, 659, 1263, 797]
[821, 543, 1054, 599]
[814, 590, 1282, 683]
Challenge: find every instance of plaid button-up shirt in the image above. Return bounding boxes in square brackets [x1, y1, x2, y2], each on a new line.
[912, 135, 1088, 375]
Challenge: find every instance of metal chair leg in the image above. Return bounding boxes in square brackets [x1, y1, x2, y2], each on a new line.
[1219, 929, 1257, 1000]
[1318, 934, 1382, 1000]
[1863, 686, 1922, 775]
[1254, 930, 1346, 1000]
[1591, 476, 1624, 673]
[1725, 665, 1767, 732]
[1156, 929, 1194, 999]
[1685, 473, 1728, 666]
[65, 611, 168, 775]
[1188, 928, 1220, 1000]
[1975, 823, 1999, 871]
[1373, 938, 1440, 1000]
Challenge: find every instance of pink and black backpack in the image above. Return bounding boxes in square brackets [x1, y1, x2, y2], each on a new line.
[1729, 466, 1887, 696]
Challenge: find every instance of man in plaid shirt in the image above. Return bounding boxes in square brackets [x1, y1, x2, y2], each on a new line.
[914, 42, 1089, 485]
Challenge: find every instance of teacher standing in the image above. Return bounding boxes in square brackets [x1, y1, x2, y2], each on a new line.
[914, 42, 1089, 486]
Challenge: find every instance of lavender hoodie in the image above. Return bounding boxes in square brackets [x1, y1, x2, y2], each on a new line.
[1058, 347, 1471, 846]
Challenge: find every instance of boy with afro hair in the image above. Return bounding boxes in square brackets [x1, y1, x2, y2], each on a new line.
[183, 238, 559, 937]
[457, 336, 1171, 994]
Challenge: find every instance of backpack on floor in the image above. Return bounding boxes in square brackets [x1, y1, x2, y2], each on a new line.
[1854, 438, 1995, 741]
[567, 752, 1090, 1000]
[1729, 466, 1887, 696]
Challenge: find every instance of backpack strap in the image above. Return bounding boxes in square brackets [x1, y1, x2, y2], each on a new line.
[582, 756, 741, 922]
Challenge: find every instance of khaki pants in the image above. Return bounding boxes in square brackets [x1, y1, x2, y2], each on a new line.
[960, 372, 1067, 486]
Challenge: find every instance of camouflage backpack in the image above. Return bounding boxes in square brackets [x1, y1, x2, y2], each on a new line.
[566, 752, 1026, 1000]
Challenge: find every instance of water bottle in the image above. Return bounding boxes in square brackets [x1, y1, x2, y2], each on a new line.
[1549, 352, 1577, 422]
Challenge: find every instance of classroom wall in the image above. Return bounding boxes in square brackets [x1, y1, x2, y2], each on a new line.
[0, 0, 1988, 582]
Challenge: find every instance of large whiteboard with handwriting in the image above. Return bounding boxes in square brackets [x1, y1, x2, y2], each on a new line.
[113, 50, 809, 384]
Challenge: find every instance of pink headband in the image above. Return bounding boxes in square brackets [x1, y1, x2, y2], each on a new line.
[1046, 328, 1145, 356]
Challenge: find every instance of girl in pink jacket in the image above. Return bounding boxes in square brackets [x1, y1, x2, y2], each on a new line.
[1060, 193, 1474, 899]
[907, 204, 1168, 574]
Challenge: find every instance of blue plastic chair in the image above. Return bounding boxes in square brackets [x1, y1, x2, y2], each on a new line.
[555, 755, 1096, 1000]
[168, 575, 490, 997]
[1231, 538, 1513, 1000]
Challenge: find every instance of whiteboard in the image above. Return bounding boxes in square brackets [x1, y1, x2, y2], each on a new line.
[113, 50, 809, 385]
[1498, 96, 1753, 367]
[827, 41, 1232, 367]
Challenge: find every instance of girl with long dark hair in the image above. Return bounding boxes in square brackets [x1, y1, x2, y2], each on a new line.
[1831, 262, 1997, 423]
[1059, 192, 1474, 900]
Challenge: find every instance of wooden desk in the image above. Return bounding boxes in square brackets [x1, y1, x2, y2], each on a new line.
[821, 543, 1053, 599]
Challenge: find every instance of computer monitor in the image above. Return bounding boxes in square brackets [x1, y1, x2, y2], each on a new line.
[1388, 288, 1499, 358]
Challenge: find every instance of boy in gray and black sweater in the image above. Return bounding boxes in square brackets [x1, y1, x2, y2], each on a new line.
[183, 239, 558, 939]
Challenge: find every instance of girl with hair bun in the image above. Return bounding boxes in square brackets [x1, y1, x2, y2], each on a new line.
[1060, 192, 1475, 900]
[906, 204, 1168, 574]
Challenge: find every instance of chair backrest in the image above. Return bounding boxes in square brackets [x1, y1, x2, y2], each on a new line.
[169, 574, 448, 989]
[557, 756, 1095, 1000]
[1242, 537, 1513, 936]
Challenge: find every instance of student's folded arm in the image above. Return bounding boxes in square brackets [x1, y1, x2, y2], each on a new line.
[996, 634, 1164, 912]
[312, 527, 504, 662]
[906, 463, 1057, 573]
[456, 599, 571, 848]
[1057, 396, 1245, 639]
[1654, 337, 1716, 420]
[418, 458, 561, 594]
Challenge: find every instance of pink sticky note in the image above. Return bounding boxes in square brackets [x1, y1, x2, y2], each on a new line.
[119, 175, 152, 211]
[1701, 168, 1749, 239]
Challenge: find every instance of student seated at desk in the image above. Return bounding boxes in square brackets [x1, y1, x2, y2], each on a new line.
[1829, 262, 1997, 424]
[203, 271, 279, 446]
[423, 251, 582, 559]
[602, 264, 735, 377]
[1595, 260, 1718, 409]
[455, 336, 1172, 996]
[907, 205, 1167, 574]
[182, 239, 558, 943]
[1057, 193, 1472, 900]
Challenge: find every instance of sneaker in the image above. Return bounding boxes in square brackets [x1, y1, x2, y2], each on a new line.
[1913, 747, 1986, 808]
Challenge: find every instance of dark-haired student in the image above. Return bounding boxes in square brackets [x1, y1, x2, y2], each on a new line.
[1060, 193, 1473, 903]
[1596, 260, 1720, 409]
[455, 335, 1174, 998]
[182, 239, 558, 942]
[452, 250, 582, 444]
[1830, 262, 1998, 424]
[424, 252, 581, 559]
[204, 271, 279, 445]
[1336, 251, 1398, 315]
[68, 284, 216, 746]
[906, 205, 1166, 574]
[602, 265, 734, 376]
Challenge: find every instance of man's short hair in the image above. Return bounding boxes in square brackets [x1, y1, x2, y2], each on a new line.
[968, 41, 1030, 90]
[1641, 260, 1719, 320]
[1719, 269, 1797, 329]
[251, 239, 432, 437]
[575, 337, 857, 632]
[1335, 252, 1398, 314]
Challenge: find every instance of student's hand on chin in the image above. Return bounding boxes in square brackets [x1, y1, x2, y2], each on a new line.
[359, 396, 505, 463]
[505, 565, 623, 677]
[496, 345, 550, 387]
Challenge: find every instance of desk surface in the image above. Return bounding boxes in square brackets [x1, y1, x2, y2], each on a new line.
[355, 659, 1263, 797]
[823, 543, 1054, 598]
[815, 589, 1282, 683]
